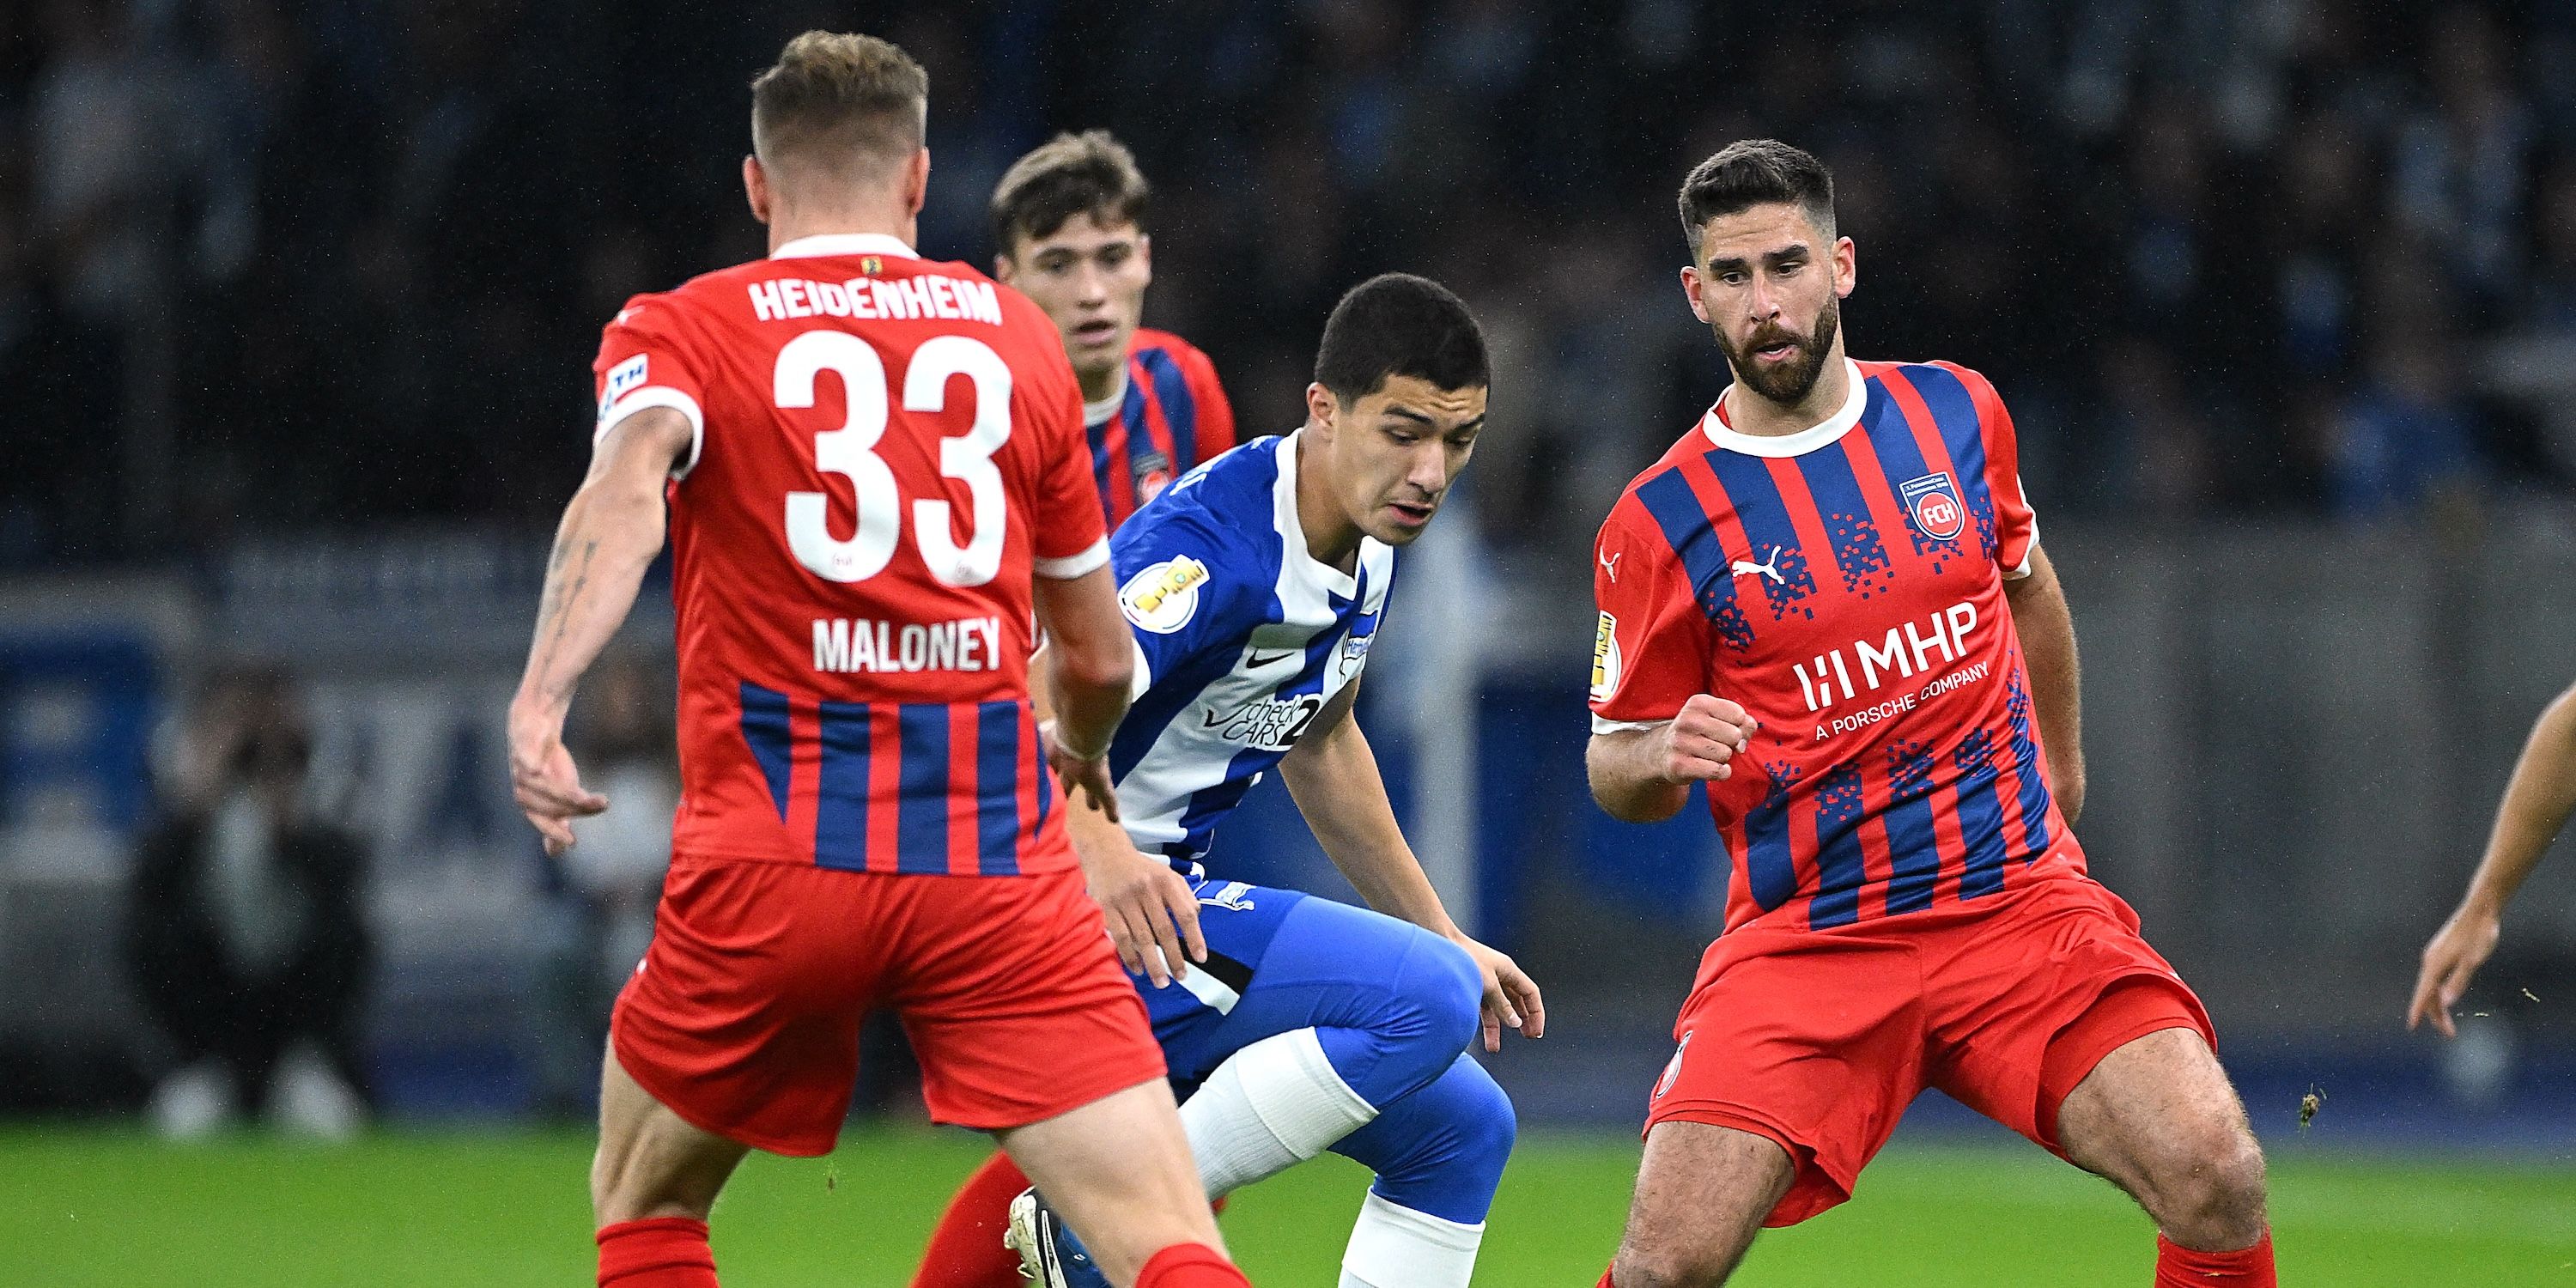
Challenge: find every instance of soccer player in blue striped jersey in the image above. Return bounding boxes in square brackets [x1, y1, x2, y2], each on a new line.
[915, 275, 1542, 1288]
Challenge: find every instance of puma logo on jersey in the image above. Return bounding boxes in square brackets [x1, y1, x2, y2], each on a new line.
[1599, 550, 1622, 582]
[1731, 546, 1786, 584]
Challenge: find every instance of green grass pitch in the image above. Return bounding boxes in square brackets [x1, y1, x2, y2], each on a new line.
[1, 1125, 2568, 1285]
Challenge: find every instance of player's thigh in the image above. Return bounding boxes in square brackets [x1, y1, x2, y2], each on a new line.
[1189, 890, 1480, 1094]
[2052, 1026, 2265, 1210]
[608, 856, 885, 1157]
[996, 1076, 1224, 1282]
[1615, 1120, 1795, 1286]
[592, 1043, 750, 1225]
[1133, 879, 1309, 1084]
[896, 869, 1170, 1131]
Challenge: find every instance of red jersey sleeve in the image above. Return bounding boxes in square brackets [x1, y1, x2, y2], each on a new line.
[592, 295, 710, 477]
[1181, 343, 1237, 465]
[1589, 501, 1712, 730]
[1939, 361, 2038, 578]
[1025, 338, 1110, 579]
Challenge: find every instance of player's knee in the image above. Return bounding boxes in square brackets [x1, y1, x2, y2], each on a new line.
[2153, 1126, 2269, 1248]
[1408, 932, 1484, 1060]
[1612, 1238, 1738, 1288]
[1412, 1057, 1516, 1190]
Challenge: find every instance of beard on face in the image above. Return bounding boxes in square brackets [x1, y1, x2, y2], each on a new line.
[1716, 294, 1840, 405]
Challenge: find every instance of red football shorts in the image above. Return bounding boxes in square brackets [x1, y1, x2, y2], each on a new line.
[1644, 873, 2214, 1226]
[611, 854, 1165, 1155]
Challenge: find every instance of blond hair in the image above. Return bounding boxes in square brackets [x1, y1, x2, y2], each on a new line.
[750, 31, 928, 181]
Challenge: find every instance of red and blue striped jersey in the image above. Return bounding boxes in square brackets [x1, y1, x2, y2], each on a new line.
[590, 233, 1106, 877]
[1089, 328, 1236, 528]
[1589, 358, 2082, 934]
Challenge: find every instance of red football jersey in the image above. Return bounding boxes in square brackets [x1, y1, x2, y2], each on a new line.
[1084, 327, 1236, 526]
[591, 233, 1107, 876]
[1590, 358, 2083, 933]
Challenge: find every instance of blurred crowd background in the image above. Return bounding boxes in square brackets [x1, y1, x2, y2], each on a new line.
[3, 0, 2576, 1143]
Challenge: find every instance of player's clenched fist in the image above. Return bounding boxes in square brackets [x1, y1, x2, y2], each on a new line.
[1656, 693, 1759, 783]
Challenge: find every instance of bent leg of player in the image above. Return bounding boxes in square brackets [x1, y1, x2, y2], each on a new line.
[1172, 886, 1484, 1197]
[1326, 1053, 1517, 1288]
[2053, 1027, 2274, 1285]
[999, 1078, 1243, 1288]
[1923, 878, 2269, 1287]
[1010, 884, 1486, 1288]
[1601, 924, 1927, 1288]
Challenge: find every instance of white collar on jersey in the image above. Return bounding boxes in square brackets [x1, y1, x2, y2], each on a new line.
[1273, 430, 1367, 600]
[1083, 366, 1130, 428]
[770, 232, 920, 260]
[1700, 357, 1868, 458]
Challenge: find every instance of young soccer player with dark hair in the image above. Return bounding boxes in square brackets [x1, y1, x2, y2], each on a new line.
[914, 274, 1541, 1288]
[1584, 140, 2275, 1287]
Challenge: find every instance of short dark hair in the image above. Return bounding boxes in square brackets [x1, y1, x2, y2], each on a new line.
[750, 31, 928, 179]
[989, 130, 1151, 253]
[1313, 274, 1489, 403]
[1677, 139, 1836, 257]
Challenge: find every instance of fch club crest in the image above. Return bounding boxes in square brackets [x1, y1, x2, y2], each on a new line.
[1899, 471, 1965, 542]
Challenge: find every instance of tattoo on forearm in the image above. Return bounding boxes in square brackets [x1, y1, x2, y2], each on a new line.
[530, 535, 598, 699]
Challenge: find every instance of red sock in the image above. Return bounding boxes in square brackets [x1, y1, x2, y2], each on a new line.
[1136, 1242, 1250, 1288]
[1596, 1268, 1619, 1288]
[2155, 1230, 2276, 1287]
[910, 1151, 1036, 1288]
[597, 1217, 718, 1288]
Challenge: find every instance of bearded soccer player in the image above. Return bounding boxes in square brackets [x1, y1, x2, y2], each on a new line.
[506, 32, 1251, 1288]
[992, 130, 1235, 528]
[1584, 141, 2274, 1288]
[918, 275, 1542, 1288]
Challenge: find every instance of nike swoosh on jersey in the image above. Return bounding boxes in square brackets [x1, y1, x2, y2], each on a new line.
[1246, 648, 1297, 667]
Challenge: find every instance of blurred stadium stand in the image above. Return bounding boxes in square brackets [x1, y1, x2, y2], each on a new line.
[3, 0, 2575, 1145]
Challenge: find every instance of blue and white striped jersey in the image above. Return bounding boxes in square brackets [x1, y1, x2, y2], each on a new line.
[1105, 431, 1395, 869]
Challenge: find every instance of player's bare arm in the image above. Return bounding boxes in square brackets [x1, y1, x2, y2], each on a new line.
[1030, 566, 1135, 819]
[1026, 628, 1206, 988]
[1585, 695, 1761, 824]
[507, 405, 693, 856]
[2412, 677, 2576, 1036]
[1279, 676, 1546, 1051]
[2001, 544, 2085, 823]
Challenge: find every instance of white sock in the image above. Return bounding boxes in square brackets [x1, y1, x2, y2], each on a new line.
[1340, 1191, 1485, 1288]
[1182, 1028, 1377, 1197]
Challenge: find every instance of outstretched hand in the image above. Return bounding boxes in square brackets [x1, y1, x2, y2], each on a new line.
[2409, 906, 2502, 1038]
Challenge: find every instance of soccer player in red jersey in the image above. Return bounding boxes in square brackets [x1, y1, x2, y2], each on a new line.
[1584, 141, 2275, 1287]
[991, 130, 1236, 528]
[909, 130, 1241, 1288]
[2410, 676, 2576, 1035]
[505, 33, 1252, 1288]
